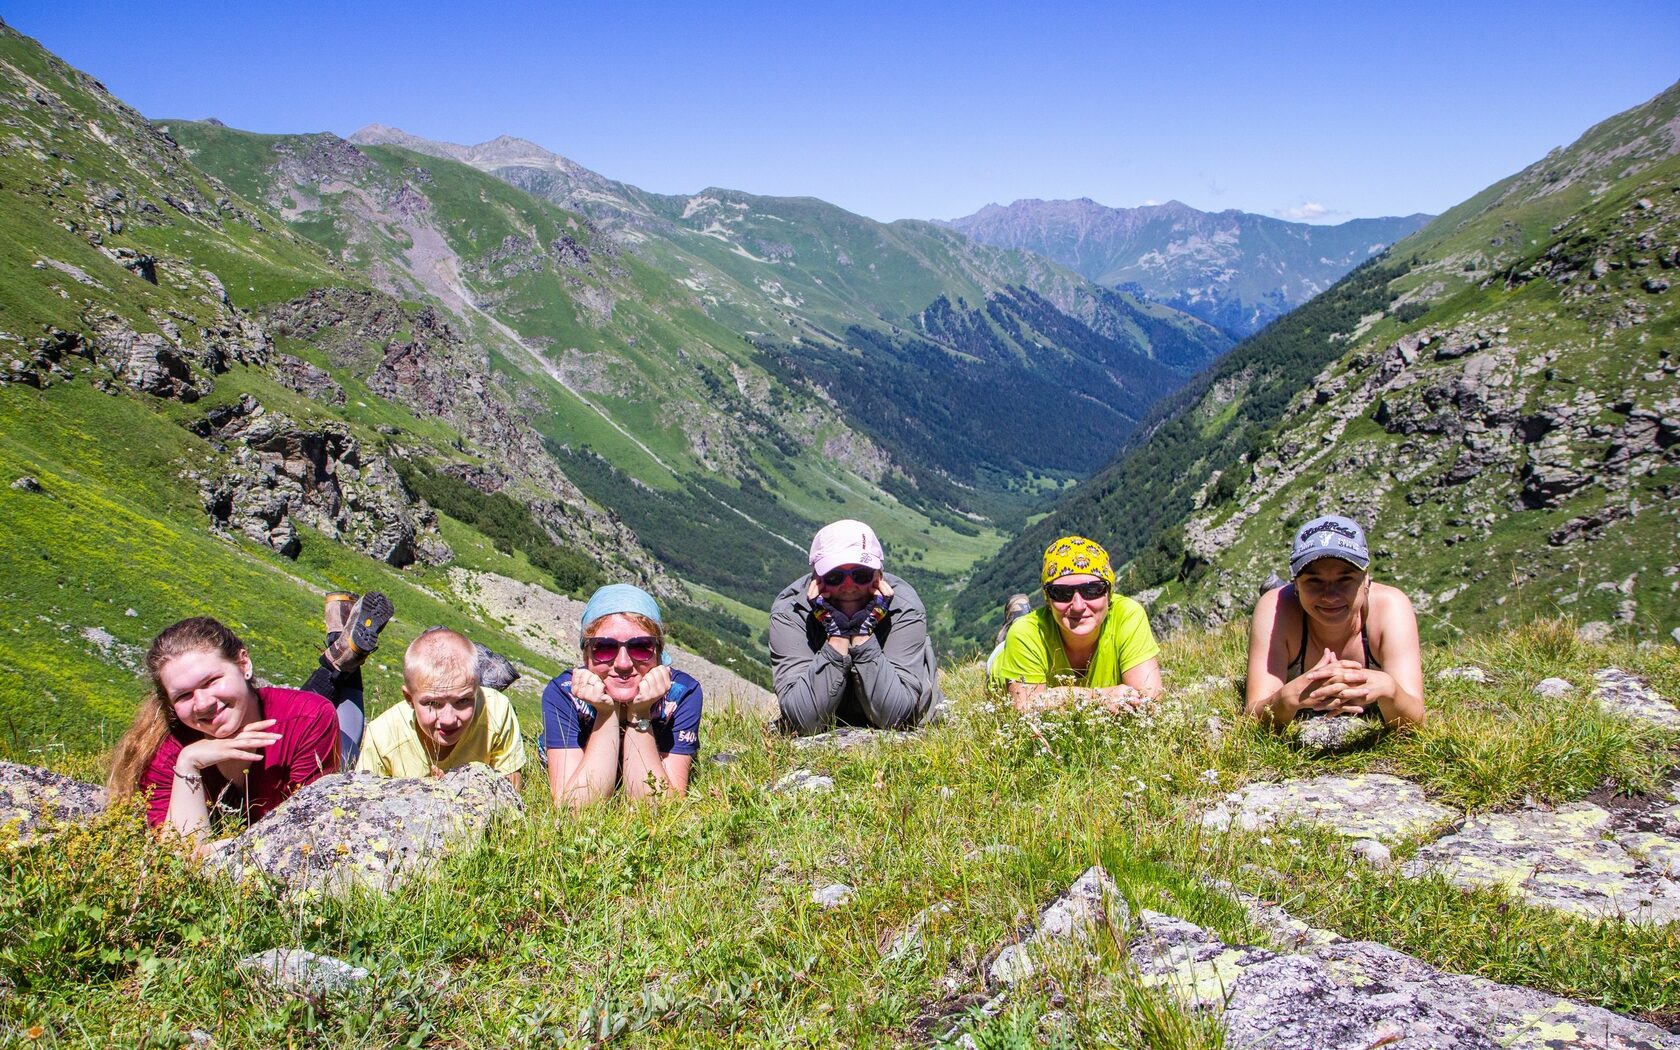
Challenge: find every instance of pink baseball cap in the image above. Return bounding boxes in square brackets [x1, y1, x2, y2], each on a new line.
[809, 519, 884, 577]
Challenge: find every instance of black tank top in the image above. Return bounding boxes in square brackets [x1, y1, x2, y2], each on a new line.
[1286, 605, 1382, 680]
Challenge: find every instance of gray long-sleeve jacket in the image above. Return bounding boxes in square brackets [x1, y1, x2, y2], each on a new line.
[768, 572, 943, 735]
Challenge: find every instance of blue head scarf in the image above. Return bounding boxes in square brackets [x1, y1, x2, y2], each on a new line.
[578, 583, 672, 666]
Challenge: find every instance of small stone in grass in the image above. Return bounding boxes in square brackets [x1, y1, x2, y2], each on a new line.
[1436, 666, 1488, 683]
[1350, 838, 1393, 869]
[1532, 677, 1573, 699]
[812, 883, 852, 908]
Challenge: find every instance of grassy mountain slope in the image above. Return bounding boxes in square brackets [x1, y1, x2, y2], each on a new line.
[0, 19, 777, 752]
[347, 126, 1233, 493]
[943, 198, 1432, 338]
[956, 81, 1680, 650]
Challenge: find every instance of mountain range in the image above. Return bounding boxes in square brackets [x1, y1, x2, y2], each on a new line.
[954, 80, 1680, 651]
[942, 198, 1432, 338]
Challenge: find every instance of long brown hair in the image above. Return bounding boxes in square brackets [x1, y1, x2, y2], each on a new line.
[106, 617, 250, 801]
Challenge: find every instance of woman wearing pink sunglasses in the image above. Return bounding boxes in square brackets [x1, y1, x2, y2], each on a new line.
[541, 584, 702, 808]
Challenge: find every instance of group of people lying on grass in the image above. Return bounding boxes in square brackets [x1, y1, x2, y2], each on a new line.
[102, 512, 1423, 845]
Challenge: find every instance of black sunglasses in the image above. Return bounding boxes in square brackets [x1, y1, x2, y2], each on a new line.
[1044, 580, 1110, 603]
[583, 635, 659, 665]
[820, 567, 879, 586]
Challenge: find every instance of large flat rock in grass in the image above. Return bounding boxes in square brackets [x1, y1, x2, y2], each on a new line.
[1401, 802, 1680, 925]
[789, 727, 915, 751]
[1130, 910, 1678, 1050]
[203, 765, 522, 897]
[1593, 668, 1680, 731]
[0, 760, 106, 843]
[1201, 773, 1459, 843]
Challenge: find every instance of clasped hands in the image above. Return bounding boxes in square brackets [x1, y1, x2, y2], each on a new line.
[807, 576, 894, 640]
[570, 665, 673, 722]
[1289, 650, 1395, 717]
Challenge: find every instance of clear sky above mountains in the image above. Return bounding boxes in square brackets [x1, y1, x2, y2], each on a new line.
[5, 1, 1677, 224]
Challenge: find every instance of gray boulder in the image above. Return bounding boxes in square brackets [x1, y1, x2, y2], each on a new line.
[0, 761, 106, 843]
[789, 727, 914, 751]
[203, 765, 522, 897]
[1201, 773, 1459, 843]
[771, 769, 834, 794]
[1532, 676, 1574, 699]
[1293, 715, 1380, 755]
[987, 865, 1128, 986]
[1592, 667, 1680, 731]
[238, 948, 368, 997]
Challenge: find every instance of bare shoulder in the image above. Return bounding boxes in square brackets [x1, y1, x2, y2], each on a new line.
[1368, 581, 1416, 618]
[1252, 582, 1289, 621]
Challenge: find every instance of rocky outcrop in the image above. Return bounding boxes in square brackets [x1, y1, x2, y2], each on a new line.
[987, 865, 1126, 986]
[1132, 909, 1677, 1049]
[203, 765, 522, 897]
[0, 761, 106, 843]
[1401, 799, 1680, 924]
[270, 353, 345, 405]
[1593, 667, 1680, 730]
[188, 394, 450, 565]
[263, 288, 670, 592]
[1201, 773, 1460, 842]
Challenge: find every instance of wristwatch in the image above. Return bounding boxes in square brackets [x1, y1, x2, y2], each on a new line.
[627, 715, 653, 733]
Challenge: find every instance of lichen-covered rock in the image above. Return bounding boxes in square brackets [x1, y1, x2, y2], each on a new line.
[238, 948, 368, 996]
[1534, 676, 1575, 699]
[1293, 715, 1380, 754]
[1402, 802, 1680, 924]
[812, 883, 853, 908]
[1592, 667, 1680, 731]
[1201, 774, 1459, 843]
[1436, 665, 1489, 683]
[789, 727, 915, 751]
[203, 765, 522, 897]
[987, 865, 1128, 986]
[771, 769, 834, 794]
[1132, 906, 1678, 1049]
[0, 761, 106, 843]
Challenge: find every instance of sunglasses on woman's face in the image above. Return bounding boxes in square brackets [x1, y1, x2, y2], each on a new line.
[1044, 580, 1110, 603]
[820, 567, 878, 587]
[583, 636, 659, 665]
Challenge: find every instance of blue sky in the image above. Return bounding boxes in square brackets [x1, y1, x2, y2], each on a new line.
[4, 1, 1677, 223]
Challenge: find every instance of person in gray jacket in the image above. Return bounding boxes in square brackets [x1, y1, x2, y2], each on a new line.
[769, 519, 943, 735]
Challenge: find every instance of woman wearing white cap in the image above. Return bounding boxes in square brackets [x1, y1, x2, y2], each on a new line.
[1245, 514, 1425, 729]
[768, 519, 943, 735]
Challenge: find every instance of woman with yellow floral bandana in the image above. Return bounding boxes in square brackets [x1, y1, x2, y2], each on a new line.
[988, 536, 1162, 715]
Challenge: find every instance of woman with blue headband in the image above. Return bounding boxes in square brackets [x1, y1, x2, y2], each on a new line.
[541, 584, 703, 808]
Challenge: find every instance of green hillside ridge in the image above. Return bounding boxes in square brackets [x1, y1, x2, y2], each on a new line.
[956, 80, 1680, 652]
[7, 621, 1679, 1045]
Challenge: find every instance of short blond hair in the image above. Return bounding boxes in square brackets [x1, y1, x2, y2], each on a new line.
[404, 628, 477, 693]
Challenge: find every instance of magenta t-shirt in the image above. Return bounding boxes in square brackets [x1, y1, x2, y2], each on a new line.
[142, 686, 340, 828]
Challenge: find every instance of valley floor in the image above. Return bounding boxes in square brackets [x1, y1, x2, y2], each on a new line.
[3, 620, 1679, 1048]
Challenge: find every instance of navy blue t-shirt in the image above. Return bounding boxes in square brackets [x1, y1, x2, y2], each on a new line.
[541, 669, 703, 756]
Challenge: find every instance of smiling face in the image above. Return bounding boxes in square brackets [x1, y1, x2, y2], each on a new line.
[1044, 573, 1110, 646]
[815, 563, 879, 610]
[160, 646, 258, 738]
[407, 672, 479, 752]
[1293, 557, 1369, 627]
[583, 613, 662, 703]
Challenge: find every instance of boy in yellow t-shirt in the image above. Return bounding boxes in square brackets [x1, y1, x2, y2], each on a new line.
[357, 628, 525, 786]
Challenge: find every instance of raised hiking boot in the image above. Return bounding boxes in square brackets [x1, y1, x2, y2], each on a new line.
[324, 591, 358, 636]
[995, 592, 1033, 646]
[323, 591, 394, 672]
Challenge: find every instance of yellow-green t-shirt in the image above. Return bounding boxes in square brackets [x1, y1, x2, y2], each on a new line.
[356, 686, 526, 778]
[989, 598, 1160, 689]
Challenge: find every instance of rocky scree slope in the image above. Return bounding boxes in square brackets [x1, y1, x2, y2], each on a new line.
[957, 80, 1680, 649]
[942, 197, 1431, 338]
